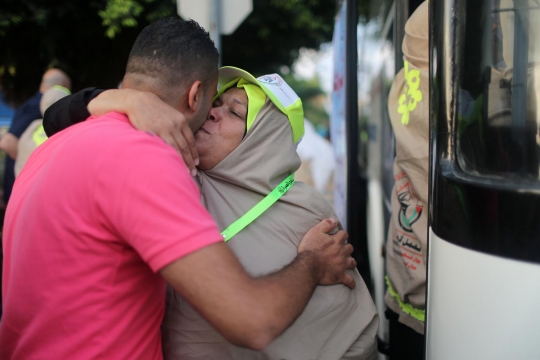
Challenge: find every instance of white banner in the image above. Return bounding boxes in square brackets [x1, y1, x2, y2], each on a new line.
[330, 1, 348, 230]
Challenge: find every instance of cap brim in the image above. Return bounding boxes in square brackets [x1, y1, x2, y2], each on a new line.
[218, 66, 259, 87]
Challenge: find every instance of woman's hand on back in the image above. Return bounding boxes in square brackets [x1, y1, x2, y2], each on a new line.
[298, 218, 357, 289]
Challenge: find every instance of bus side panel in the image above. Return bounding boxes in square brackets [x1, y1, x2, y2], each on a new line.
[426, 228, 540, 360]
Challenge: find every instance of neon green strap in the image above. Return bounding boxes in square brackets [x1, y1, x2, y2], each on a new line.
[385, 275, 425, 322]
[32, 124, 48, 146]
[52, 85, 71, 95]
[221, 174, 295, 242]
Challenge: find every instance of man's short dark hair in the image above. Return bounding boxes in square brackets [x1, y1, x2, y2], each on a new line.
[126, 18, 219, 89]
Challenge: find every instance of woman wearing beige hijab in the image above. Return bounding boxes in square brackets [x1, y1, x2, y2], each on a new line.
[161, 67, 378, 360]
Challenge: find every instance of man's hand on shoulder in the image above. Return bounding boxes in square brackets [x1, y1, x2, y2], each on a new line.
[298, 218, 357, 289]
[88, 89, 199, 175]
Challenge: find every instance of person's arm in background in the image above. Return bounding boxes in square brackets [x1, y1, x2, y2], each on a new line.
[0, 133, 18, 160]
[1, 96, 44, 160]
[161, 219, 356, 351]
[43, 87, 199, 172]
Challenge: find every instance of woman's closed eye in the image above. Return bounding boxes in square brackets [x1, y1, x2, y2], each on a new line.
[230, 109, 245, 121]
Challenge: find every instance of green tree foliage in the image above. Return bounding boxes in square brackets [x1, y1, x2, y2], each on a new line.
[99, 0, 149, 38]
[99, 0, 177, 38]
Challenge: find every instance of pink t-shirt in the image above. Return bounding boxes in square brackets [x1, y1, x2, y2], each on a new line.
[0, 112, 223, 359]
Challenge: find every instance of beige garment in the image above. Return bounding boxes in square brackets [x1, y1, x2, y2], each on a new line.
[14, 120, 44, 177]
[162, 97, 378, 360]
[384, 1, 429, 335]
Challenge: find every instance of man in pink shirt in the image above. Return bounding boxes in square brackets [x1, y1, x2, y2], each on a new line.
[0, 18, 356, 359]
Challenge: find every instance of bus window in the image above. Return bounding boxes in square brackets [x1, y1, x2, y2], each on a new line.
[456, 0, 540, 181]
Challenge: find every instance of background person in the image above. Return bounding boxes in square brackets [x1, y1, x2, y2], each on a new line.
[1, 18, 356, 359]
[161, 68, 378, 360]
[385, 2, 428, 359]
[0, 68, 71, 204]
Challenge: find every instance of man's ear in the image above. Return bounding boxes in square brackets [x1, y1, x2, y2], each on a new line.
[187, 80, 203, 113]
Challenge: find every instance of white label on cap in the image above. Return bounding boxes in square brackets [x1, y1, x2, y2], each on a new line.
[257, 74, 298, 108]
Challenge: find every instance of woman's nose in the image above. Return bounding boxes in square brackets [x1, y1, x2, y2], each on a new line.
[207, 107, 221, 122]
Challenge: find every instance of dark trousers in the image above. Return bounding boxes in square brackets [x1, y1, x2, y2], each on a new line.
[386, 308, 425, 360]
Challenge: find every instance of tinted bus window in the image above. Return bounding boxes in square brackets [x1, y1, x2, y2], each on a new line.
[457, 0, 540, 181]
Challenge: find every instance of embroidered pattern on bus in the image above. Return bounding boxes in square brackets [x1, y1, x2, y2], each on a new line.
[397, 61, 423, 125]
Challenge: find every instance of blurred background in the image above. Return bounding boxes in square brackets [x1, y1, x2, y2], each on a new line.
[0, 0, 383, 209]
[0, 0, 345, 119]
[0, 0, 379, 131]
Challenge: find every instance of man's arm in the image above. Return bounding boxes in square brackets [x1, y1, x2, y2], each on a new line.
[160, 218, 355, 350]
[42, 87, 106, 137]
[43, 88, 199, 173]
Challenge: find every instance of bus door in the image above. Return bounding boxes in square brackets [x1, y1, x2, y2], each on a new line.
[427, 0, 540, 358]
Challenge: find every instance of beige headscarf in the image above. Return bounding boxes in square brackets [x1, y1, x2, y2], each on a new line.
[385, 1, 429, 335]
[161, 73, 378, 360]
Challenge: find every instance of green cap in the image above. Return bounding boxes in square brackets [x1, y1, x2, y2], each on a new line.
[216, 66, 304, 144]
